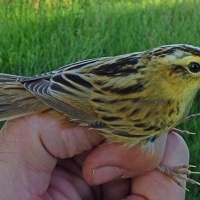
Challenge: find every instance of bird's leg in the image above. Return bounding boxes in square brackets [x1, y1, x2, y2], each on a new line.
[171, 128, 196, 135]
[157, 165, 200, 191]
[182, 113, 200, 123]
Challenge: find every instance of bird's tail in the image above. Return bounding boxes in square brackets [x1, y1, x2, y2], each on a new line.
[0, 73, 48, 121]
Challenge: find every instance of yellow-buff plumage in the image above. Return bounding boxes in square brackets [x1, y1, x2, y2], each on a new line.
[0, 44, 200, 189]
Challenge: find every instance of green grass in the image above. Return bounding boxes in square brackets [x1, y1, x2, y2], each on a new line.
[0, 0, 200, 198]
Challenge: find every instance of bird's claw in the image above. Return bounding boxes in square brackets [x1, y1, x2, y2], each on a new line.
[157, 164, 200, 191]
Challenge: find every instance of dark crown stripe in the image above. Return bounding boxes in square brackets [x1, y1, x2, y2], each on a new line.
[151, 45, 200, 57]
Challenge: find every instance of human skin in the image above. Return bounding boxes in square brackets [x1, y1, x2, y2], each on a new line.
[0, 112, 187, 200]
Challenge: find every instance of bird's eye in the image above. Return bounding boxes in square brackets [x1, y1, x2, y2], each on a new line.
[188, 62, 200, 73]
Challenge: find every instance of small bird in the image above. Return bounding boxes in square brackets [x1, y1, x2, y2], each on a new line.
[0, 44, 200, 189]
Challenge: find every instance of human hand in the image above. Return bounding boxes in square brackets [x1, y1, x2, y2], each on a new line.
[0, 113, 187, 200]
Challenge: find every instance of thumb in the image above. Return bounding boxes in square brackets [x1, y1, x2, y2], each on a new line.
[83, 134, 167, 185]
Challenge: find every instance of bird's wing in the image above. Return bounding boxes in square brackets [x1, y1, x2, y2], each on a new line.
[23, 52, 152, 138]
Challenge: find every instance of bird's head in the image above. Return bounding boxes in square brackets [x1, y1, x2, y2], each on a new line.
[143, 44, 200, 99]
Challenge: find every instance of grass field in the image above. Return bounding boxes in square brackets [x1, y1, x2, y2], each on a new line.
[0, 0, 200, 198]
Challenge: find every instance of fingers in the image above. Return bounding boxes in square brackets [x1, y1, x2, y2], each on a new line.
[83, 134, 167, 185]
[131, 133, 188, 200]
[83, 133, 188, 200]
[101, 179, 131, 200]
[0, 113, 103, 198]
[47, 166, 94, 200]
[0, 111, 189, 200]
[28, 111, 104, 159]
[0, 117, 56, 199]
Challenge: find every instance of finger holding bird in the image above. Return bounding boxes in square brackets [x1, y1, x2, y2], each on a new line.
[0, 44, 200, 189]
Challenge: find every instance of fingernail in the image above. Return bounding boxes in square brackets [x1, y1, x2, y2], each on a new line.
[92, 166, 124, 185]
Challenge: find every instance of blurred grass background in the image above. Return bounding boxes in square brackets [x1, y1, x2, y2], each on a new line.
[0, 0, 200, 198]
